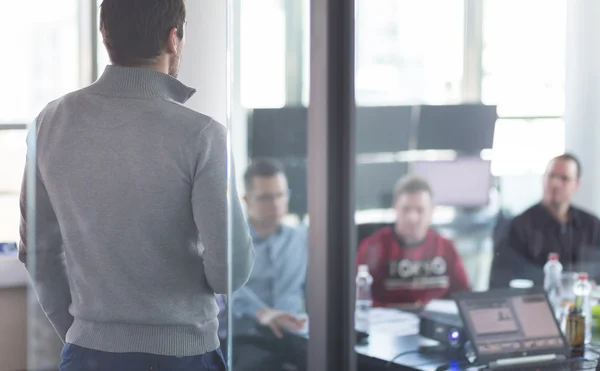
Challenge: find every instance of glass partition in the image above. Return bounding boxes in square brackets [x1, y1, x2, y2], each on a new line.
[0, 131, 27, 243]
[0, 0, 81, 125]
[355, 0, 465, 106]
[1, 1, 83, 370]
[9, 0, 600, 370]
[351, 1, 595, 370]
[227, 0, 311, 369]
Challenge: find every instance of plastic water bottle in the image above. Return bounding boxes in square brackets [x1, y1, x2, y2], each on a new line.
[573, 272, 592, 344]
[543, 253, 563, 317]
[355, 264, 373, 333]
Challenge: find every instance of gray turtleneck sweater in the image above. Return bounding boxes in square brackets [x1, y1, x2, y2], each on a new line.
[18, 66, 255, 356]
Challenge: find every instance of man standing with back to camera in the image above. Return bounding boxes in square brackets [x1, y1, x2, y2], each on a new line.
[18, 1, 255, 370]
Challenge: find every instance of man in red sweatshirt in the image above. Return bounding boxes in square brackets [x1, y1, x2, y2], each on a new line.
[357, 175, 469, 308]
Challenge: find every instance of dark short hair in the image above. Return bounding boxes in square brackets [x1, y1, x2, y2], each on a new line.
[99, 0, 186, 67]
[392, 175, 433, 204]
[244, 158, 285, 192]
[551, 153, 582, 178]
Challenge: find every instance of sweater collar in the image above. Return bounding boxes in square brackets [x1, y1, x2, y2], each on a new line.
[91, 65, 196, 103]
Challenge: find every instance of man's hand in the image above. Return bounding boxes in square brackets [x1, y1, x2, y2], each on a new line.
[255, 308, 307, 339]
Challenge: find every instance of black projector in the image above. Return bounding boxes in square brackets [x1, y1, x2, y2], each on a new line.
[418, 311, 465, 349]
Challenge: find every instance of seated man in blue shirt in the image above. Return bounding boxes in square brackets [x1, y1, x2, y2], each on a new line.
[231, 158, 308, 371]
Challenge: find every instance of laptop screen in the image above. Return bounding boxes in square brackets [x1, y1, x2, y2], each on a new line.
[456, 291, 567, 358]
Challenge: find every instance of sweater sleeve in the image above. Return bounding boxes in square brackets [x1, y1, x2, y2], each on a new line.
[356, 234, 372, 269]
[19, 126, 74, 342]
[445, 240, 470, 293]
[192, 121, 255, 294]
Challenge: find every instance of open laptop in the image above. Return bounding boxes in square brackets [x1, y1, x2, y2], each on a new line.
[454, 288, 596, 370]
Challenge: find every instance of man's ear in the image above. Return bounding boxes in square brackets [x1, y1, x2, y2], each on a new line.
[166, 27, 179, 54]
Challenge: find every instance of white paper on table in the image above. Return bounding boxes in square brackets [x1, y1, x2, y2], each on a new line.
[370, 320, 418, 336]
[369, 307, 418, 324]
[423, 299, 459, 315]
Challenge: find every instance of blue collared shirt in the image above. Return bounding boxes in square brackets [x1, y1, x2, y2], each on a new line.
[231, 223, 308, 319]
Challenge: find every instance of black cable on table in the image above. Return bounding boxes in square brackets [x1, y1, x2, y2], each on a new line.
[384, 350, 422, 370]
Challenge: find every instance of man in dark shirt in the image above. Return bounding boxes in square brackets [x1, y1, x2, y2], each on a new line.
[490, 153, 600, 288]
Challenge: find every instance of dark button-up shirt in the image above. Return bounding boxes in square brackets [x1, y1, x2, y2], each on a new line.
[490, 203, 600, 288]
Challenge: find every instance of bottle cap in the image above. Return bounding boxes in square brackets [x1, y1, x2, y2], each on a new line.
[358, 264, 369, 273]
[578, 272, 589, 281]
[568, 302, 584, 314]
[548, 253, 559, 261]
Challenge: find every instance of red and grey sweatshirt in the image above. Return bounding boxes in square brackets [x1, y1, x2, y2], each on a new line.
[357, 226, 469, 307]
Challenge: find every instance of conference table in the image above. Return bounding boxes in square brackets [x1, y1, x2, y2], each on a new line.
[354, 307, 600, 371]
[355, 308, 462, 371]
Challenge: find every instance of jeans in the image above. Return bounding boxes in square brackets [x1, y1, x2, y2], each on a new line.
[59, 343, 226, 371]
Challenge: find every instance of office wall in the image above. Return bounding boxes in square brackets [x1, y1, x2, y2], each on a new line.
[177, 0, 248, 192]
[178, 1, 226, 125]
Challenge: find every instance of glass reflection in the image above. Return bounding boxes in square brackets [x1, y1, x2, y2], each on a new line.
[228, 159, 308, 370]
[227, 0, 309, 369]
[3, 0, 600, 369]
[352, 1, 597, 370]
